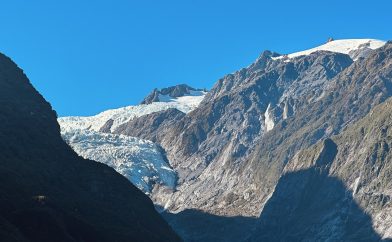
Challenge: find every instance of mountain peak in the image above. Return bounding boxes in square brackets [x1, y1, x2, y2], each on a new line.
[141, 84, 207, 104]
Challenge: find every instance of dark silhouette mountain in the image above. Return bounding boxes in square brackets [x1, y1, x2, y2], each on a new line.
[0, 53, 181, 242]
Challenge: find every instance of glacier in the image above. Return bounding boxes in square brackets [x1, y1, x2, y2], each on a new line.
[59, 90, 206, 194]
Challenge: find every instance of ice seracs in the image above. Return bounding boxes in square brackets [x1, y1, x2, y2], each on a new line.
[62, 129, 176, 193]
[273, 39, 386, 61]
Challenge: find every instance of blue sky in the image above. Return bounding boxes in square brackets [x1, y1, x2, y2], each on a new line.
[0, 0, 391, 116]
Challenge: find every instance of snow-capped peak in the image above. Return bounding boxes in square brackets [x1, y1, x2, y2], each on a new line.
[273, 39, 386, 61]
[141, 84, 206, 104]
[58, 89, 207, 133]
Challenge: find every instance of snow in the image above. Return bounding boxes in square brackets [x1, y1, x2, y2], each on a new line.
[282, 102, 289, 120]
[352, 176, 361, 195]
[62, 129, 177, 193]
[264, 103, 275, 132]
[58, 90, 206, 133]
[272, 39, 386, 61]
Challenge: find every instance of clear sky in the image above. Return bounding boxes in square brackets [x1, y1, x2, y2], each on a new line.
[0, 0, 391, 116]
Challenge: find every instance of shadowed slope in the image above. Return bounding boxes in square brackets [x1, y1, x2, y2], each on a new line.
[0, 53, 181, 242]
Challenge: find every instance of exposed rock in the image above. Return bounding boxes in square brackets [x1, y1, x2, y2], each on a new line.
[151, 49, 357, 215]
[114, 108, 185, 142]
[99, 118, 114, 133]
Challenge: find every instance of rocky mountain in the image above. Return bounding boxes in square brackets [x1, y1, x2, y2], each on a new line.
[0, 53, 180, 242]
[148, 39, 390, 217]
[59, 39, 392, 241]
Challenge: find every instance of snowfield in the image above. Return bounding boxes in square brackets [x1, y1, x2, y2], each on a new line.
[273, 39, 385, 61]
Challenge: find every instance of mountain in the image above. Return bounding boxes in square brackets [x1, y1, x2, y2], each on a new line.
[148, 39, 390, 216]
[59, 39, 392, 241]
[0, 53, 181, 242]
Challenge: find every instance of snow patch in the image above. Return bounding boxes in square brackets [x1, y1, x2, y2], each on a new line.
[264, 104, 275, 132]
[352, 176, 361, 195]
[272, 39, 385, 61]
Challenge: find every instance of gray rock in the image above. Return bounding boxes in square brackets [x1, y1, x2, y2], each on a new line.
[114, 108, 185, 142]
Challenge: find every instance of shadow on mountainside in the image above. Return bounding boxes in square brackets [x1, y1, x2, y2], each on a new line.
[160, 208, 257, 242]
[251, 139, 392, 242]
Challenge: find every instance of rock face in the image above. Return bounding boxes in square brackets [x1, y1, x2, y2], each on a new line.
[0, 53, 180, 242]
[252, 97, 392, 241]
[151, 41, 391, 217]
[114, 108, 185, 142]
